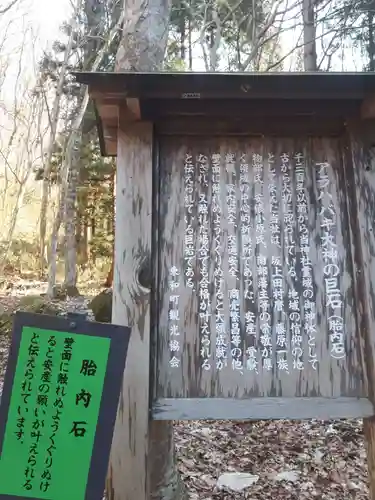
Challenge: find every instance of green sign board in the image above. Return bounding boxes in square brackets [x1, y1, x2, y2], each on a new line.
[0, 312, 131, 500]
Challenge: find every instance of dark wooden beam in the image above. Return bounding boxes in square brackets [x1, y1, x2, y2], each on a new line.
[142, 98, 361, 120]
[155, 116, 346, 137]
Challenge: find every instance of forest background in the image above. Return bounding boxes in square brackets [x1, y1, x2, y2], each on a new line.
[0, 0, 371, 295]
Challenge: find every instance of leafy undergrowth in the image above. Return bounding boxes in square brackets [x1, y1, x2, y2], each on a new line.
[0, 280, 370, 499]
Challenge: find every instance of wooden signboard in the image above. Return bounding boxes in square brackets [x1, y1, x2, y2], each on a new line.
[152, 136, 372, 421]
[74, 71, 375, 500]
[0, 311, 130, 500]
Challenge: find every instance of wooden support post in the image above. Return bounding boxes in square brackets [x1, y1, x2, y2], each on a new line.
[106, 117, 153, 500]
[346, 119, 375, 499]
[365, 418, 375, 499]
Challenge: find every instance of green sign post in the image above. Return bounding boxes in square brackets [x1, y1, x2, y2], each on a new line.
[0, 311, 131, 500]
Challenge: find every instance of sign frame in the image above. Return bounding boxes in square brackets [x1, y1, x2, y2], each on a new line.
[150, 133, 374, 422]
[0, 311, 131, 500]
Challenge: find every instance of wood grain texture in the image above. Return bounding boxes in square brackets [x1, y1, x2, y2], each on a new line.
[106, 119, 153, 500]
[346, 120, 375, 499]
[155, 117, 346, 138]
[346, 120, 375, 403]
[365, 417, 375, 500]
[154, 135, 366, 418]
[153, 397, 373, 420]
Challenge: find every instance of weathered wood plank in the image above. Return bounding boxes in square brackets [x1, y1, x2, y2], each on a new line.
[155, 118, 346, 137]
[75, 71, 375, 101]
[346, 119, 375, 499]
[142, 98, 361, 119]
[152, 397, 374, 420]
[365, 417, 375, 500]
[106, 118, 153, 500]
[154, 136, 364, 415]
[346, 120, 375, 404]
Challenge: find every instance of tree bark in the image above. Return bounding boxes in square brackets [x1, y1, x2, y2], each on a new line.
[149, 422, 187, 500]
[302, 0, 317, 71]
[368, 7, 375, 72]
[63, 131, 81, 289]
[107, 123, 186, 500]
[115, 0, 171, 71]
[106, 121, 153, 500]
[108, 0, 185, 498]
[39, 0, 81, 277]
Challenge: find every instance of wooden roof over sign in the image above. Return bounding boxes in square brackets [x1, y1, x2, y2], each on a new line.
[74, 71, 375, 156]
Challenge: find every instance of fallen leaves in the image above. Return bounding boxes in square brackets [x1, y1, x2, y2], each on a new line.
[175, 418, 369, 499]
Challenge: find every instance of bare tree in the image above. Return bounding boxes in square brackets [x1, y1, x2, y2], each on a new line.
[39, 0, 83, 278]
[108, 0, 189, 498]
[46, 6, 125, 296]
[0, 0, 21, 15]
[0, 17, 51, 275]
[302, 0, 317, 70]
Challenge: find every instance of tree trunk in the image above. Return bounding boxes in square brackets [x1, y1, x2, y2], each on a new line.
[0, 179, 28, 274]
[47, 182, 65, 298]
[43, 4, 124, 280]
[115, 0, 171, 71]
[108, 0, 185, 498]
[64, 131, 81, 289]
[368, 8, 375, 71]
[302, 0, 317, 71]
[39, 0, 82, 277]
[149, 422, 186, 500]
[107, 120, 186, 500]
[104, 168, 115, 288]
[108, 0, 184, 497]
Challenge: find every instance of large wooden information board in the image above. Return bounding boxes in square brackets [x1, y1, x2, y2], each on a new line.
[152, 136, 372, 421]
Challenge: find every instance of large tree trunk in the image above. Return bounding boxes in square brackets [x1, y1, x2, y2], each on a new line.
[107, 0, 185, 498]
[115, 0, 171, 71]
[149, 422, 186, 500]
[302, 0, 317, 71]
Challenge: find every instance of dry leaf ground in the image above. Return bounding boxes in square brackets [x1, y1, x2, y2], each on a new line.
[0, 281, 370, 500]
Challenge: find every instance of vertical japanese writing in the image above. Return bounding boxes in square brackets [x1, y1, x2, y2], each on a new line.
[40, 335, 58, 493]
[22, 332, 40, 492]
[257, 254, 272, 371]
[198, 153, 211, 371]
[253, 153, 271, 372]
[159, 140, 355, 393]
[240, 153, 256, 372]
[212, 153, 226, 371]
[269, 153, 287, 372]
[317, 161, 345, 360]
[168, 266, 181, 368]
[2, 326, 111, 498]
[268, 153, 280, 248]
[240, 153, 254, 303]
[272, 256, 288, 373]
[184, 153, 195, 289]
[71, 356, 97, 439]
[226, 153, 242, 372]
[281, 153, 296, 278]
[295, 153, 318, 370]
[281, 152, 302, 371]
[245, 310, 257, 372]
[254, 153, 266, 249]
